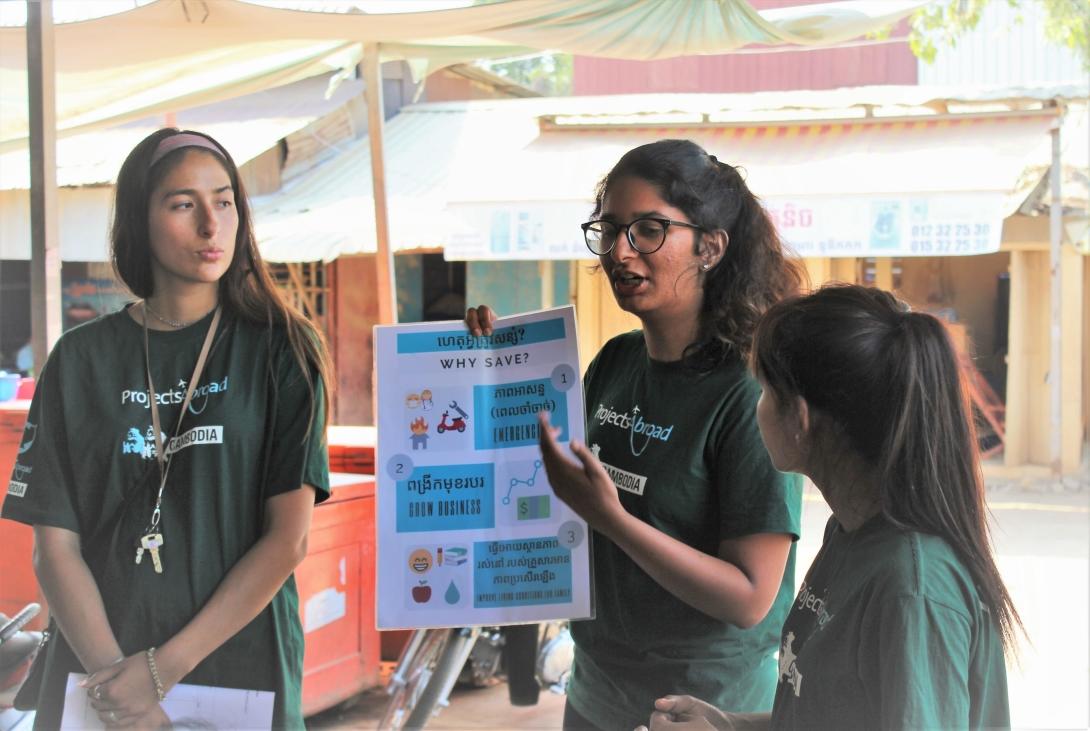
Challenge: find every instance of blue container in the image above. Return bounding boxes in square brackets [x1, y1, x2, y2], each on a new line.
[0, 372, 19, 401]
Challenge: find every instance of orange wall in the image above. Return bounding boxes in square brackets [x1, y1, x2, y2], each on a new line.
[899, 253, 1009, 373]
[331, 256, 378, 425]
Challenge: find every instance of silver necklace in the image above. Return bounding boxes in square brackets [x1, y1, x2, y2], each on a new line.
[143, 301, 207, 329]
[629, 404, 653, 457]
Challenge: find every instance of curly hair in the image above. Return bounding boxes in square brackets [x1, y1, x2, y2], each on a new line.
[592, 139, 804, 369]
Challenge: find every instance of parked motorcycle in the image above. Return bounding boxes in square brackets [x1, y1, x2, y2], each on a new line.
[380, 621, 573, 730]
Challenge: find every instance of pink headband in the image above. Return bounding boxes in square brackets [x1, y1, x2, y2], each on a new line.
[149, 133, 225, 169]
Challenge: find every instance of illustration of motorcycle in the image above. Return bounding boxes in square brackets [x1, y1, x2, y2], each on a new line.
[437, 401, 469, 434]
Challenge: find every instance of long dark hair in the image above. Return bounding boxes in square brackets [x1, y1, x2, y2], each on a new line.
[111, 128, 332, 436]
[592, 138, 803, 368]
[751, 284, 1022, 650]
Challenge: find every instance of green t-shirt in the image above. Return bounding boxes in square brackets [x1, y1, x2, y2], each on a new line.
[3, 306, 329, 730]
[568, 331, 802, 730]
[771, 515, 1010, 731]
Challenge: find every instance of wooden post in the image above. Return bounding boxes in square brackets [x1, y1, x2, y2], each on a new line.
[1061, 244, 1084, 473]
[874, 257, 894, 291]
[1084, 255, 1090, 453]
[1048, 117, 1062, 475]
[573, 262, 639, 373]
[1004, 251, 1029, 467]
[363, 42, 396, 325]
[802, 257, 831, 291]
[830, 257, 858, 284]
[26, 0, 62, 371]
[573, 262, 601, 375]
[539, 260, 554, 308]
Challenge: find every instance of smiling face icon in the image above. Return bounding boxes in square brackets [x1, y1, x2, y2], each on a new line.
[408, 548, 433, 574]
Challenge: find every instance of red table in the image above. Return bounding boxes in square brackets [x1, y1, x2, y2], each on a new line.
[298, 472, 380, 715]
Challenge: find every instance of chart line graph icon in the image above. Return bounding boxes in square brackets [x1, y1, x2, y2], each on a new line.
[503, 460, 543, 505]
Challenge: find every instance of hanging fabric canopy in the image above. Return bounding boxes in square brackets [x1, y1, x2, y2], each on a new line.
[0, 0, 925, 150]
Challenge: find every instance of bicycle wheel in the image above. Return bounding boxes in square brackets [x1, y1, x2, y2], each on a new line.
[403, 627, 481, 731]
[378, 628, 452, 731]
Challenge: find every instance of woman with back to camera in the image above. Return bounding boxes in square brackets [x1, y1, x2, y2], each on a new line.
[643, 285, 1020, 731]
[467, 139, 805, 730]
[2, 128, 332, 729]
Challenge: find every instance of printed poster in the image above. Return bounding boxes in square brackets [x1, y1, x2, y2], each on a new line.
[374, 306, 593, 628]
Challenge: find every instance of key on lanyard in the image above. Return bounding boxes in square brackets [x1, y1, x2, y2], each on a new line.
[137, 533, 165, 574]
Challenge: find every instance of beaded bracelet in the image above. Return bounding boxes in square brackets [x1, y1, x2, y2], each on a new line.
[145, 647, 166, 702]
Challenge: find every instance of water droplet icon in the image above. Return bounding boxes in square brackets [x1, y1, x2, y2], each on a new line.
[444, 580, 460, 605]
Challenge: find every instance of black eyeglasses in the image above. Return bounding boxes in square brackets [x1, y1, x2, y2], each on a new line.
[581, 216, 705, 256]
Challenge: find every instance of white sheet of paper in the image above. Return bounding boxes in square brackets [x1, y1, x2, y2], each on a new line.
[62, 673, 274, 729]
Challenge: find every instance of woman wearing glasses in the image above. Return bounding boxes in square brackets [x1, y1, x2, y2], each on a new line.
[467, 139, 804, 730]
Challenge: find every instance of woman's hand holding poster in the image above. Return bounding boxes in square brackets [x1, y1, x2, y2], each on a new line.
[374, 306, 593, 628]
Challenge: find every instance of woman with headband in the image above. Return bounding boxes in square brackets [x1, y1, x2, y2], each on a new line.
[3, 129, 332, 729]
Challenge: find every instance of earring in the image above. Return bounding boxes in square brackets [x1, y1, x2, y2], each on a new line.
[701, 263, 711, 271]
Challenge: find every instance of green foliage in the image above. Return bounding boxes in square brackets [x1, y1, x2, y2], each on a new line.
[1039, 0, 1090, 65]
[478, 53, 573, 96]
[910, 0, 1090, 70]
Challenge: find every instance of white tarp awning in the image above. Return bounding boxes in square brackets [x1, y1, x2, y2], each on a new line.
[0, 0, 926, 151]
[249, 90, 1070, 262]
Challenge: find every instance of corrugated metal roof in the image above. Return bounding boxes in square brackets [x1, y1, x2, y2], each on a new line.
[1019, 105, 1089, 215]
[251, 85, 1087, 262]
[253, 100, 531, 260]
[385, 84, 1087, 121]
[0, 72, 363, 190]
[450, 114, 1059, 201]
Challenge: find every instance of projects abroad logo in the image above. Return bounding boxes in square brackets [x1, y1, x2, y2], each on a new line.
[794, 580, 834, 628]
[120, 377, 229, 414]
[592, 403, 674, 456]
